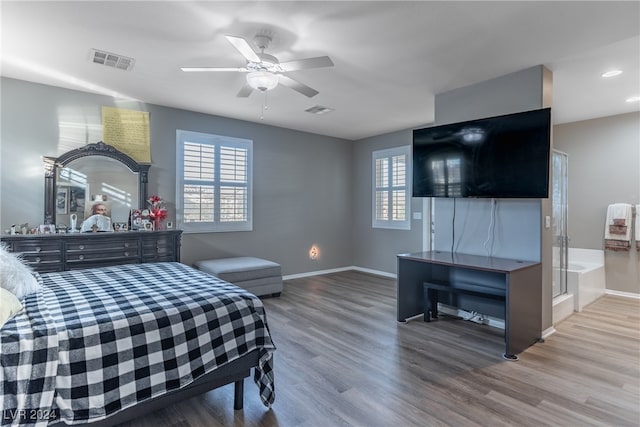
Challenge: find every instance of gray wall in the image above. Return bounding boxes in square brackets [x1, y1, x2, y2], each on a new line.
[351, 129, 424, 274]
[0, 77, 353, 275]
[554, 112, 640, 294]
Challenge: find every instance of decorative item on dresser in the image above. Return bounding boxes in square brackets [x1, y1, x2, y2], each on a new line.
[0, 229, 182, 273]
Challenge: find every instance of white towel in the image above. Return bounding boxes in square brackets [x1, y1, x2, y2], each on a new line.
[605, 203, 632, 240]
[604, 203, 632, 251]
[609, 203, 631, 223]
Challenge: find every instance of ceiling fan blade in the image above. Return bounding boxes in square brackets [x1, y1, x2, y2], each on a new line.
[237, 83, 254, 98]
[225, 35, 261, 62]
[278, 75, 319, 98]
[279, 56, 334, 72]
[181, 67, 248, 72]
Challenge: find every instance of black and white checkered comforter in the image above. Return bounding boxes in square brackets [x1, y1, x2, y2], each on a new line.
[1, 262, 276, 426]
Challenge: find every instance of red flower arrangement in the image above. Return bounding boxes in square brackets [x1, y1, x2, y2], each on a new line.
[148, 195, 168, 228]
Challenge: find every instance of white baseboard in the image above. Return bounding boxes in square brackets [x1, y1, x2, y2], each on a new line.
[351, 266, 397, 279]
[606, 289, 640, 299]
[283, 265, 396, 281]
[283, 266, 353, 280]
[541, 326, 556, 339]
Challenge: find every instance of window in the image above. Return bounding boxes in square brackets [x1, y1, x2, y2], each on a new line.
[431, 154, 462, 197]
[176, 130, 252, 232]
[372, 146, 410, 230]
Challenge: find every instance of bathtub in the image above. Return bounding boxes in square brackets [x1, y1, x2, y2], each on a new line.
[567, 248, 606, 311]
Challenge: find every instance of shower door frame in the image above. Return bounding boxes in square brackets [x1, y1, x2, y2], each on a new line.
[552, 150, 569, 297]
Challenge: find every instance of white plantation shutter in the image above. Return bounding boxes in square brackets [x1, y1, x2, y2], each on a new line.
[372, 146, 411, 230]
[177, 130, 252, 232]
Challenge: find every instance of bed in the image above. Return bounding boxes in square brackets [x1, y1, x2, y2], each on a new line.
[0, 262, 276, 426]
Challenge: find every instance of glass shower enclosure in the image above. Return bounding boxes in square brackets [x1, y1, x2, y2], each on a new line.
[552, 150, 569, 297]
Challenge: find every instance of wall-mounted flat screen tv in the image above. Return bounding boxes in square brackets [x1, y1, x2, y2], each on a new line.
[412, 108, 551, 198]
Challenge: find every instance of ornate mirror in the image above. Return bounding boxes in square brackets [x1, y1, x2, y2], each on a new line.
[44, 142, 149, 228]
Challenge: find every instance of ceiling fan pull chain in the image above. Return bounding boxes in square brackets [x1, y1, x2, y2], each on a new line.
[260, 92, 270, 120]
[260, 92, 266, 120]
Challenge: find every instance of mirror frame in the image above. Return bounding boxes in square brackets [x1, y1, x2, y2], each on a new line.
[43, 141, 150, 225]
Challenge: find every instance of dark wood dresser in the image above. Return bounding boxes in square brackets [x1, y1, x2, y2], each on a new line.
[1, 230, 182, 273]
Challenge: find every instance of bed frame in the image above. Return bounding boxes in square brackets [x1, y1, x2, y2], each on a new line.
[51, 350, 260, 426]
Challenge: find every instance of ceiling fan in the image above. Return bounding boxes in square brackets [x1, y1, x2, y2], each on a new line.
[181, 34, 334, 98]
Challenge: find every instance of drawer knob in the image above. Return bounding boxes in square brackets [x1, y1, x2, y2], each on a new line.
[78, 255, 84, 260]
[79, 245, 85, 250]
[35, 247, 42, 253]
[35, 257, 41, 263]
[124, 242, 130, 248]
[124, 251, 130, 256]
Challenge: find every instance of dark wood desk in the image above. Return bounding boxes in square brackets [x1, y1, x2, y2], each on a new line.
[397, 251, 542, 358]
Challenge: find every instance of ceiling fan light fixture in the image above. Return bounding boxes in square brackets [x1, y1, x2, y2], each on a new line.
[246, 71, 279, 92]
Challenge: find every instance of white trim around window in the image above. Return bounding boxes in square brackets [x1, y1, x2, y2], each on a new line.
[176, 130, 253, 233]
[372, 145, 411, 230]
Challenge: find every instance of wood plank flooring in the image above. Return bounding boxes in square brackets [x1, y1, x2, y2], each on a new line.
[121, 271, 640, 427]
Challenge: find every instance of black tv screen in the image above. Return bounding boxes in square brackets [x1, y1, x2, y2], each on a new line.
[412, 108, 551, 198]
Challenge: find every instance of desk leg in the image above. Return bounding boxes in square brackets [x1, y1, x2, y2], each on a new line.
[397, 258, 431, 322]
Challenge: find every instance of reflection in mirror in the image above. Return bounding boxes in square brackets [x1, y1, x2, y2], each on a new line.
[56, 156, 138, 230]
[44, 142, 149, 227]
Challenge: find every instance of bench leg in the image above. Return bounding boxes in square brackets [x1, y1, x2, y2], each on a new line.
[423, 286, 430, 322]
[423, 288, 439, 322]
[429, 289, 439, 320]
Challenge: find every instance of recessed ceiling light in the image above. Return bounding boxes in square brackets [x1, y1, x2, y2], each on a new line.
[625, 96, 640, 103]
[601, 69, 623, 78]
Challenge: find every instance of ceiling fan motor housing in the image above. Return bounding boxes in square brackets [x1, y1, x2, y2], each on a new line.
[253, 34, 272, 50]
[248, 53, 282, 73]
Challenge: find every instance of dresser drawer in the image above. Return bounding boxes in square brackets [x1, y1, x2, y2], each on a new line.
[141, 236, 176, 259]
[66, 238, 138, 252]
[10, 240, 62, 255]
[5, 240, 63, 272]
[21, 252, 64, 269]
[66, 238, 140, 264]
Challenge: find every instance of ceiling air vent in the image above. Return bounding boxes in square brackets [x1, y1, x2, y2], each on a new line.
[90, 49, 135, 71]
[305, 105, 334, 115]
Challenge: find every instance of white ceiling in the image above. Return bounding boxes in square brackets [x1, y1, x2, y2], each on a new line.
[2, 1, 639, 141]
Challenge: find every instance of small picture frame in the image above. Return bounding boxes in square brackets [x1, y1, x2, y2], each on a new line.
[143, 221, 153, 231]
[39, 224, 56, 234]
[113, 222, 128, 232]
[56, 188, 68, 215]
[129, 209, 149, 230]
[165, 221, 173, 229]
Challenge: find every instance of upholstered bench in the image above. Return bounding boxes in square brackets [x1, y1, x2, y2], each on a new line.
[193, 257, 283, 297]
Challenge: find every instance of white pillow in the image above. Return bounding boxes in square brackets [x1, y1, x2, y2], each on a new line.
[0, 244, 41, 299]
[0, 287, 23, 328]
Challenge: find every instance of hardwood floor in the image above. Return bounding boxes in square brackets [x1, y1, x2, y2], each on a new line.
[122, 271, 640, 427]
